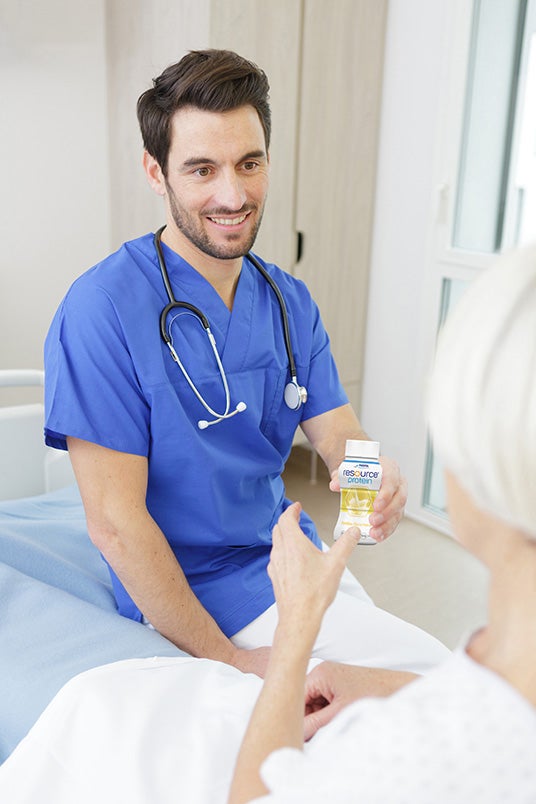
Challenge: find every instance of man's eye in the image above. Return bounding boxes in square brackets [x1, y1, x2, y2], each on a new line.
[243, 162, 258, 171]
[195, 167, 211, 177]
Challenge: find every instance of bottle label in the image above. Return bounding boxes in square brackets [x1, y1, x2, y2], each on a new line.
[339, 488, 378, 527]
[340, 461, 381, 487]
[334, 457, 382, 540]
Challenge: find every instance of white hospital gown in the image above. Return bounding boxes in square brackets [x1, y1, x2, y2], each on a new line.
[254, 645, 536, 804]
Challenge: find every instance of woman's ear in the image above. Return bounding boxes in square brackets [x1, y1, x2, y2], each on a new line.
[142, 150, 166, 196]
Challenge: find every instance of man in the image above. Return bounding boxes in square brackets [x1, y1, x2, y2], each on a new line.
[45, 50, 446, 678]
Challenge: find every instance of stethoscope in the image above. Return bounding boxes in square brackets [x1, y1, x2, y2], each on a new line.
[155, 226, 308, 429]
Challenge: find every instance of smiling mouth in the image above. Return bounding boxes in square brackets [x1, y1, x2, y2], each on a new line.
[207, 212, 250, 226]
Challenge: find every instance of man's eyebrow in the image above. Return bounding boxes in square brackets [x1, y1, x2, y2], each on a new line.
[180, 150, 267, 170]
[240, 150, 267, 161]
[181, 157, 216, 169]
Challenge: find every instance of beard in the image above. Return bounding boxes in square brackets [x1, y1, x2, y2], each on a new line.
[165, 180, 265, 260]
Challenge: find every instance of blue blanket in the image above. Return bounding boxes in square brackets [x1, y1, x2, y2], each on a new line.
[0, 486, 186, 763]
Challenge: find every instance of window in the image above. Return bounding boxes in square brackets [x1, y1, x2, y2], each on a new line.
[422, 0, 536, 517]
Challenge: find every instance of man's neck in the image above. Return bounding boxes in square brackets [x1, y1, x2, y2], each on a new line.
[160, 225, 243, 311]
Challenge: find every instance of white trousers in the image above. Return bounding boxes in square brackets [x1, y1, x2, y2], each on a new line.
[231, 565, 450, 674]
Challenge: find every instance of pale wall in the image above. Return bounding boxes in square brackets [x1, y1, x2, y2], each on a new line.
[0, 0, 111, 371]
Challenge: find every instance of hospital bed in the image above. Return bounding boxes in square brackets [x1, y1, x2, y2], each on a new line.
[0, 369, 186, 766]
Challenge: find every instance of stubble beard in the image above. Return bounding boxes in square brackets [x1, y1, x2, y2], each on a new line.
[166, 182, 265, 260]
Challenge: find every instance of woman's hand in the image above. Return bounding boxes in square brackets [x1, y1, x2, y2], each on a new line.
[268, 503, 360, 635]
[303, 661, 418, 740]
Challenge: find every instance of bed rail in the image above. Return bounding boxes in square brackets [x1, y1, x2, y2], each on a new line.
[0, 369, 45, 388]
[0, 369, 75, 499]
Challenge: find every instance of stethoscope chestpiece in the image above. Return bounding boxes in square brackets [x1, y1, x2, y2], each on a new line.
[284, 378, 308, 411]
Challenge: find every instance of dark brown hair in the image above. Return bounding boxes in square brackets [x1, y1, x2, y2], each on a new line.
[137, 49, 271, 176]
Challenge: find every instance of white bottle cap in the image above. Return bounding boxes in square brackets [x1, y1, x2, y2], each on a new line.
[345, 439, 380, 459]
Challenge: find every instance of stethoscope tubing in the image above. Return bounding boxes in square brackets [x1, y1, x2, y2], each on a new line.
[244, 252, 298, 381]
[165, 310, 232, 419]
[154, 225, 306, 421]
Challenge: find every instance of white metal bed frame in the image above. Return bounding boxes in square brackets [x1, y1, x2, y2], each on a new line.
[0, 369, 75, 501]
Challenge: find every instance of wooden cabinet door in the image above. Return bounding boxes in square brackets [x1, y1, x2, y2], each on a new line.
[294, 0, 387, 410]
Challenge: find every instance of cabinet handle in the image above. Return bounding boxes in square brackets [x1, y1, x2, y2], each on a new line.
[296, 231, 304, 263]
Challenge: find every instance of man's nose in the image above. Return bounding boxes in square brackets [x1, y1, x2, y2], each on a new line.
[214, 170, 247, 211]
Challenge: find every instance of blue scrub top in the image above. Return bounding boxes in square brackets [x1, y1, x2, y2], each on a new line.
[44, 234, 348, 636]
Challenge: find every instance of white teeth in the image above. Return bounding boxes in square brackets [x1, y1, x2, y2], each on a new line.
[209, 214, 247, 226]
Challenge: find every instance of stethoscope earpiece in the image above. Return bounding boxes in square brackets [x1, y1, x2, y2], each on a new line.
[198, 401, 247, 430]
[154, 226, 307, 428]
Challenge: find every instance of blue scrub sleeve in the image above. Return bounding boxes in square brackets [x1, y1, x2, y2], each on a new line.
[45, 281, 150, 455]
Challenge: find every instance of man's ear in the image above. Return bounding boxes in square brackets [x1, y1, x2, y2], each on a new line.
[142, 150, 166, 196]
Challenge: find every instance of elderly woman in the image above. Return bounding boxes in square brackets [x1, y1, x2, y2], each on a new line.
[229, 245, 536, 803]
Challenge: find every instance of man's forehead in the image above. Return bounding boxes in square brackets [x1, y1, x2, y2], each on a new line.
[169, 105, 267, 152]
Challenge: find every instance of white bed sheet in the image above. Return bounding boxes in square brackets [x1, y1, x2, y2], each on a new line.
[0, 656, 262, 804]
[0, 486, 187, 764]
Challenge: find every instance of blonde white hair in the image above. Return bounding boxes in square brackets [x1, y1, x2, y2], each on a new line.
[427, 245, 536, 538]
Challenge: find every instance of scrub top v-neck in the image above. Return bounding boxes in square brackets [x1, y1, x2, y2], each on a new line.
[160, 236, 256, 376]
[44, 233, 348, 636]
